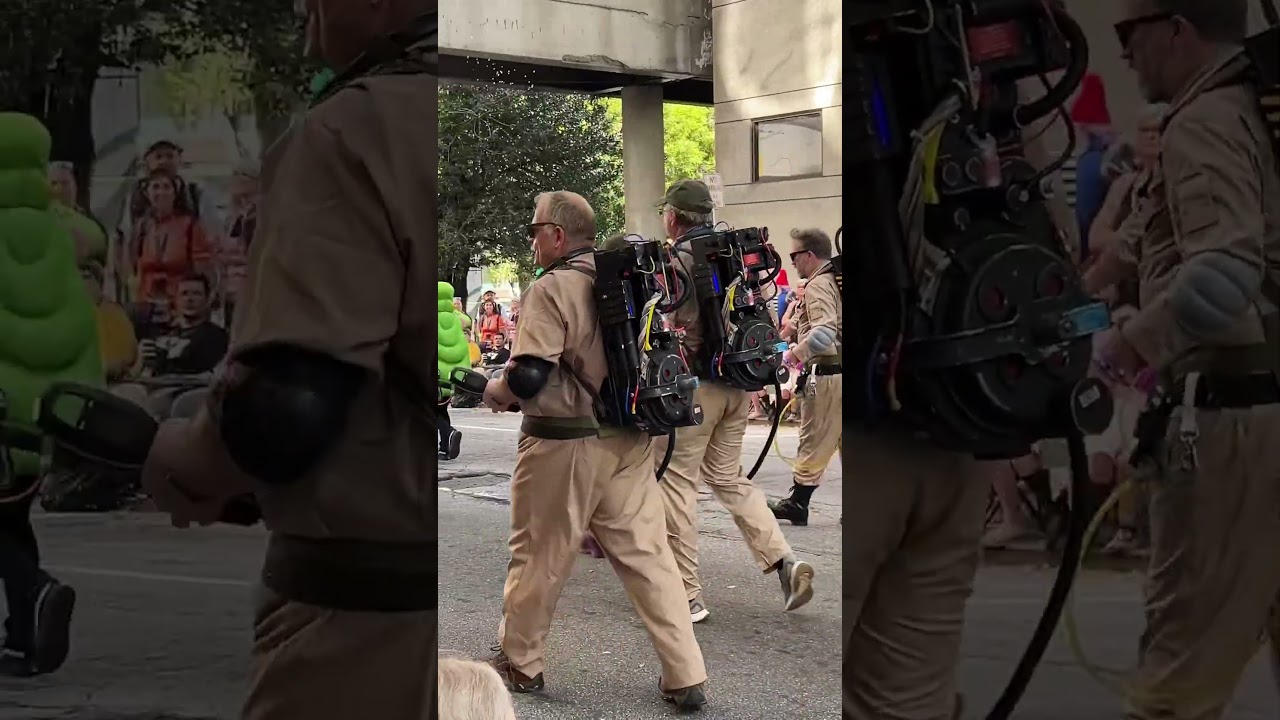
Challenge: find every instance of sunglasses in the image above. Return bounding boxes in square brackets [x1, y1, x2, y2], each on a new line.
[526, 222, 562, 239]
[1114, 11, 1174, 49]
[789, 250, 811, 262]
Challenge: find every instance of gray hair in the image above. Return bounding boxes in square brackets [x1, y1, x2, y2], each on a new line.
[666, 205, 713, 230]
[535, 190, 596, 245]
[438, 657, 517, 720]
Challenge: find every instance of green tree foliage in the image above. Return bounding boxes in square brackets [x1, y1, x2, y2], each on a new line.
[603, 100, 716, 186]
[0, 0, 188, 201]
[439, 84, 624, 291]
[173, 0, 315, 149]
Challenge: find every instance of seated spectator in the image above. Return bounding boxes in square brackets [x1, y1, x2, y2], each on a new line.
[481, 332, 510, 367]
[80, 261, 137, 382]
[113, 274, 227, 419]
[140, 274, 227, 377]
[438, 656, 517, 720]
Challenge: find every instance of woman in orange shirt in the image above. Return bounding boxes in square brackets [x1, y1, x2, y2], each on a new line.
[475, 300, 506, 349]
[127, 170, 215, 304]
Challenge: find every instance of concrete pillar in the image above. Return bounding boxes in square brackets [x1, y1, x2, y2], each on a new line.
[621, 85, 665, 241]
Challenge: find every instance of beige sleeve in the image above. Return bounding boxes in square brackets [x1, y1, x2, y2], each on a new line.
[232, 107, 404, 375]
[793, 275, 840, 364]
[509, 279, 566, 365]
[1123, 113, 1266, 367]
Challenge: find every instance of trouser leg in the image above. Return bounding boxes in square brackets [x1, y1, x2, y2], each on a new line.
[656, 388, 721, 602]
[499, 436, 597, 678]
[0, 489, 43, 652]
[592, 434, 707, 690]
[845, 434, 990, 720]
[1125, 406, 1280, 720]
[242, 589, 434, 720]
[793, 375, 843, 487]
[697, 384, 791, 572]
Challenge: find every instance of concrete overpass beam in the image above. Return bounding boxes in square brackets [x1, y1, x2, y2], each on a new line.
[621, 85, 666, 241]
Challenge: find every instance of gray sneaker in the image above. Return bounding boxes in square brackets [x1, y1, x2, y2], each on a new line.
[689, 597, 710, 624]
[778, 558, 814, 611]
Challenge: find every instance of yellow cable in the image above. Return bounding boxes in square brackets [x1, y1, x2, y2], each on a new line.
[1063, 479, 1257, 706]
[922, 126, 946, 205]
[764, 394, 841, 475]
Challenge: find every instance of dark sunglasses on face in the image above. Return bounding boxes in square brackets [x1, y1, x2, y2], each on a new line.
[1114, 11, 1174, 49]
[789, 250, 811, 262]
[526, 222, 561, 239]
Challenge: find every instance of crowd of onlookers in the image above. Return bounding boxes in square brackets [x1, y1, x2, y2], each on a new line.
[983, 73, 1164, 558]
[54, 139, 254, 417]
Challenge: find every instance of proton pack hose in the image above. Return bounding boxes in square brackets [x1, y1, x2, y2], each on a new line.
[746, 377, 786, 480]
[985, 429, 1091, 720]
[656, 430, 676, 481]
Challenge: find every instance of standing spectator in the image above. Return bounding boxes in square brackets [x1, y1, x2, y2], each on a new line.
[1069, 72, 1117, 259]
[1086, 103, 1167, 264]
[127, 170, 216, 306]
[119, 140, 219, 247]
[475, 299, 505, 349]
[79, 261, 137, 382]
[452, 297, 473, 336]
[48, 161, 108, 267]
[506, 298, 520, 346]
[219, 159, 259, 328]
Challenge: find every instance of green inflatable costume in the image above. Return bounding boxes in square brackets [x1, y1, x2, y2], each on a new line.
[438, 282, 470, 399]
[0, 113, 103, 478]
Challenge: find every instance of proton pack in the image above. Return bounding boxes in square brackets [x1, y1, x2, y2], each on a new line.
[679, 227, 789, 392]
[593, 238, 703, 435]
[846, 0, 1113, 457]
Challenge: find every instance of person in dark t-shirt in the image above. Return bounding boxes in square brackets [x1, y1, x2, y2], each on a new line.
[142, 274, 228, 376]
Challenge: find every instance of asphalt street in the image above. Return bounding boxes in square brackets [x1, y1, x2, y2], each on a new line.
[0, 407, 1272, 718]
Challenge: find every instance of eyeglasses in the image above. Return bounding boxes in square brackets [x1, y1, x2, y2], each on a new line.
[1114, 11, 1174, 49]
[789, 250, 811, 262]
[526, 222, 562, 239]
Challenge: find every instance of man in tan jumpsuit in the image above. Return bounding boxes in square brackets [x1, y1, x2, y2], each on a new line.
[139, 1, 437, 718]
[481, 191, 708, 710]
[1092, 2, 1280, 716]
[767, 228, 843, 526]
[654, 179, 815, 624]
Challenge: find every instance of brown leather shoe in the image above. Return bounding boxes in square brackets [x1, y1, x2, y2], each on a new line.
[487, 647, 545, 693]
[660, 678, 707, 711]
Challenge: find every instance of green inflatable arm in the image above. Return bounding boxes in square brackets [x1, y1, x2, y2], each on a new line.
[438, 282, 470, 399]
[0, 113, 104, 477]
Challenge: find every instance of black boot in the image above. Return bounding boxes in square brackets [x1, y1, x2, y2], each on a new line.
[769, 484, 815, 526]
[768, 497, 808, 526]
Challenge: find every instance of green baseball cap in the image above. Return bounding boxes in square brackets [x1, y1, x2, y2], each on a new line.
[658, 179, 715, 214]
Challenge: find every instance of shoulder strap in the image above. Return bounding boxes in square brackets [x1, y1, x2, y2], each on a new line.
[534, 258, 608, 420]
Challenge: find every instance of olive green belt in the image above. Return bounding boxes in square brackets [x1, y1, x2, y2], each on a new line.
[520, 415, 622, 440]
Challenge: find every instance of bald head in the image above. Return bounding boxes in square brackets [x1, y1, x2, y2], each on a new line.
[535, 191, 596, 247]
